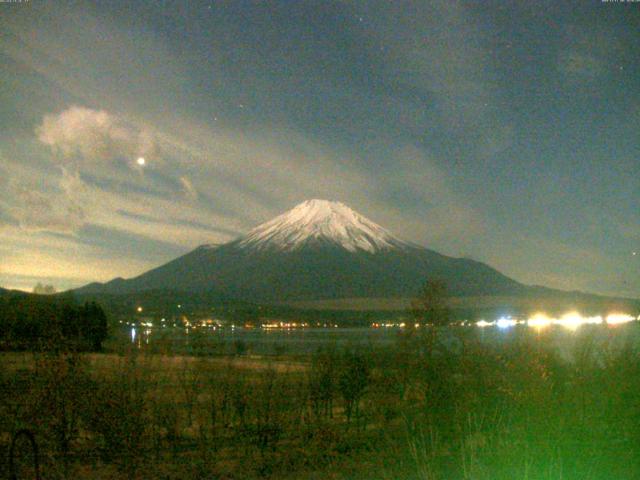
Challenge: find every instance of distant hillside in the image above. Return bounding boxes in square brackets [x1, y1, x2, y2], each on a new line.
[286, 292, 640, 317]
[75, 200, 526, 301]
[74, 288, 235, 316]
[73, 200, 638, 314]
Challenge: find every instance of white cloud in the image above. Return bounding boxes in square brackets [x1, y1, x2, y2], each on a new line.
[7, 179, 85, 234]
[180, 176, 198, 200]
[0, 238, 152, 287]
[36, 105, 159, 170]
[356, 0, 497, 132]
[0, 153, 86, 234]
[380, 145, 486, 248]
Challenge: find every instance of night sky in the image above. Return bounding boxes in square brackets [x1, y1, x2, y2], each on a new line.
[1, 1, 638, 297]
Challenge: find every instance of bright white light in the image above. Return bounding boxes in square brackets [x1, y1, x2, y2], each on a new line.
[551, 312, 602, 330]
[496, 317, 517, 329]
[554, 312, 583, 330]
[476, 320, 494, 328]
[136, 306, 143, 313]
[131, 327, 136, 342]
[584, 315, 603, 325]
[473, 312, 631, 330]
[527, 313, 552, 329]
[606, 313, 635, 325]
[136, 157, 146, 166]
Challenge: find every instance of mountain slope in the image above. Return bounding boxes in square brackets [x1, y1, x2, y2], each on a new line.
[76, 199, 527, 301]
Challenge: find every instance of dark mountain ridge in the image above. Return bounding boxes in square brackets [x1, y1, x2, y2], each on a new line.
[72, 200, 638, 312]
[76, 240, 526, 301]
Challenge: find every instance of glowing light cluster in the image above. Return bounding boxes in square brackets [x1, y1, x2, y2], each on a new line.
[262, 321, 310, 329]
[496, 317, 518, 329]
[476, 320, 495, 328]
[606, 313, 636, 325]
[552, 312, 602, 330]
[473, 311, 639, 330]
[527, 313, 552, 329]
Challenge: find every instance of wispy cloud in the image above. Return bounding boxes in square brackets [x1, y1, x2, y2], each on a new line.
[37, 105, 160, 172]
[557, 24, 623, 84]
[0, 1, 637, 297]
[354, 0, 500, 133]
[9, 182, 85, 233]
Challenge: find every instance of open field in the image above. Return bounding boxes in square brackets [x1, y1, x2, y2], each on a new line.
[2, 325, 640, 479]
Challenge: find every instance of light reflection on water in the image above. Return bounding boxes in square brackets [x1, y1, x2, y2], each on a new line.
[125, 321, 640, 358]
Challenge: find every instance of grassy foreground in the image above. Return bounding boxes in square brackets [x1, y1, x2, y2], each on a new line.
[1, 326, 640, 479]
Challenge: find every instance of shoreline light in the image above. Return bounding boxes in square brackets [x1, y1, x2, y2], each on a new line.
[496, 317, 517, 329]
[476, 320, 495, 328]
[554, 312, 586, 331]
[527, 313, 552, 329]
[472, 311, 636, 331]
[606, 313, 635, 325]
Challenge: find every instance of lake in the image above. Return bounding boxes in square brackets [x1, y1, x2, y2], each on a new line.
[120, 321, 640, 358]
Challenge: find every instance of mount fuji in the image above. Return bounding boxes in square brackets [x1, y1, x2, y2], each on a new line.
[76, 199, 528, 302]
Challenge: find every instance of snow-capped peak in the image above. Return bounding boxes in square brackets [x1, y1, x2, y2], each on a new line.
[238, 199, 409, 253]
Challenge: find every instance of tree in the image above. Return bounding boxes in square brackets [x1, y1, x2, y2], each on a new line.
[309, 349, 337, 420]
[33, 283, 56, 295]
[338, 351, 370, 425]
[82, 302, 108, 351]
[409, 279, 453, 357]
[411, 278, 451, 328]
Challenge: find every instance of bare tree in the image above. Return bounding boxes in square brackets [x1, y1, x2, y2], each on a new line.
[309, 349, 337, 420]
[338, 352, 370, 426]
[411, 279, 451, 328]
[410, 279, 452, 355]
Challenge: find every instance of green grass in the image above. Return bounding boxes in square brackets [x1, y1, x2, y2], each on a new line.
[1, 326, 640, 479]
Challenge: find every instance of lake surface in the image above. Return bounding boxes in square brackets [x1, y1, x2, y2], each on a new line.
[120, 322, 640, 358]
